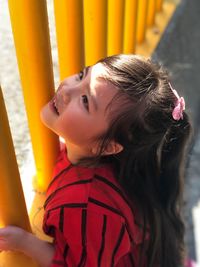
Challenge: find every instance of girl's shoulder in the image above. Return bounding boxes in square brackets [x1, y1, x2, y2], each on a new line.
[88, 167, 147, 244]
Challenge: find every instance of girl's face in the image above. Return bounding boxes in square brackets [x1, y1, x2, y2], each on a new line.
[40, 63, 119, 163]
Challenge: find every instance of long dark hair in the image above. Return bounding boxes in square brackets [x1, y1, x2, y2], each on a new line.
[93, 54, 192, 267]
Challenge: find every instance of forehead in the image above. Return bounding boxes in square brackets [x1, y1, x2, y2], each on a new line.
[90, 64, 119, 111]
[91, 64, 134, 119]
[90, 63, 109, 79]
[90, 63, 118, 98]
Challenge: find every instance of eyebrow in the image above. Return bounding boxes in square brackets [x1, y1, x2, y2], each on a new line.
[84, 66, 98, 112]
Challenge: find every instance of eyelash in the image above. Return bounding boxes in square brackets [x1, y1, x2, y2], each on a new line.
[82, 95, 89, 111]
[78, 68, 89, 111]
[78, 70, 84, 80]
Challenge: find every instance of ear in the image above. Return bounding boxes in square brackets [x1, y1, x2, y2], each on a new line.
[91, 140, 123, 156]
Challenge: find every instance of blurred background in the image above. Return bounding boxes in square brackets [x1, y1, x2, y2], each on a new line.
[0, 0, 199, 265]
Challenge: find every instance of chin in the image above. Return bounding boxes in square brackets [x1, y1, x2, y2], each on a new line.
[40, 105, 47, 124]
[40, 107, 60, 138]
[40, 105, 52, 128]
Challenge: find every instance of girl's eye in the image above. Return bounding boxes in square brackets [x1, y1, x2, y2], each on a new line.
[78, 70, 84, 81]
[82, 95, 89, 111]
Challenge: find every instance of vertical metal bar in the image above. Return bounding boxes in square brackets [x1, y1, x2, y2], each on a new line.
[123, 0, 138, 54]
[136, 0, 149, 44]
[0, 86, 31, 230]
[107, 0, 125, 56]
[147, 0, 156, 27]
[84, 0, 107, 66]
[8, 0, 59, 191]
[0, 86, 39, 267]
[54, 0, 84, 80]
[157, 0, 164, 12]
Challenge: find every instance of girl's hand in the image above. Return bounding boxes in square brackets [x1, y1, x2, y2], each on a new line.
[0, 225, 55, 266]
[0, 225, 27, 252]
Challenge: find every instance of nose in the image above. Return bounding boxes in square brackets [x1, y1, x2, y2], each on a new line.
[58, 83, 83, 105]
[62, 93, 70, 104]
[57, 85, 71, 104]
[57, 80, 84, 105]
[62, 89, 71, 104]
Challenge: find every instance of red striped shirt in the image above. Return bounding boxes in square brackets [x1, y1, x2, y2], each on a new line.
[43, 148, 148, 267]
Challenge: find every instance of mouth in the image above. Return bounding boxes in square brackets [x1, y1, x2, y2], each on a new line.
[49, 96, 59, 115]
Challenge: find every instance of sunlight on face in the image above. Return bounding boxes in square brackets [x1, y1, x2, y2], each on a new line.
[40, 63, 118, 163]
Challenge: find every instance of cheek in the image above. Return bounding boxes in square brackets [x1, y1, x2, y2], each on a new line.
[56, 111, 91, 143]
[58, 110, 106, 145]
[40, 104, 53, 126]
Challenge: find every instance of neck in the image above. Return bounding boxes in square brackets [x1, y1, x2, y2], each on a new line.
[64, 140, 93, 165]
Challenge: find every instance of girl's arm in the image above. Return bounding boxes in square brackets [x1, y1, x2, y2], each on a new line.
[0, 226, 54, 267]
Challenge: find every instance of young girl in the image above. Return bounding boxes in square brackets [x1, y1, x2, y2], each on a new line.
[0, 54, 192, 267]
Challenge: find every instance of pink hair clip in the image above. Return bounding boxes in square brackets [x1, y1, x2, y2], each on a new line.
[169, 83, 185, 121]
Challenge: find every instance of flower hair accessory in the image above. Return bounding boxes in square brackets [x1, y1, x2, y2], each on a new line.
[169, 83, 185, 121]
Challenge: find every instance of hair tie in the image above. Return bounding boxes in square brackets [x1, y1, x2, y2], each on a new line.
[169, 83, 185, 121]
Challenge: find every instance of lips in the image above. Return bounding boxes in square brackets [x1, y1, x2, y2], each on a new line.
[49, 96, 59, 115]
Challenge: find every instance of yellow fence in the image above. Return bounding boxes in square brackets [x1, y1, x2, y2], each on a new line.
[0, 0, 176, 265]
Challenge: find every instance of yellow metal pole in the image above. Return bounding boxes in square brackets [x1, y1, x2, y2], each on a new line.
[84, 0, 107, 66]
[107, 0, 125, 56]
[157, 0, 164, 12]
[8, 0, 59, 191]
[123, 0, 138, 54]
[0, 86, 38, 266]
[147, 0, 156, 27]
[0, 86, 31, 230]
[54, 0, 84, 80]
[136, 0, 149, 44]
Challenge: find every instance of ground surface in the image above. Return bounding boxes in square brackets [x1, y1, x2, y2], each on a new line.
[0, 0, 199, 264]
